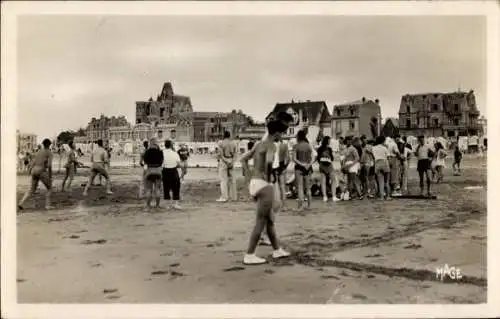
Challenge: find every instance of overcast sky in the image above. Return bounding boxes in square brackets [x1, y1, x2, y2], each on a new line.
[17, 15, 485, 138]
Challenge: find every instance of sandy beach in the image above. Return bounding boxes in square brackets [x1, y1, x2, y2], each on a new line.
[16, 156, 487, 304]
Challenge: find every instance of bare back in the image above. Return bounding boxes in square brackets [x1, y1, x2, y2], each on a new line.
[251, 139, 276, 182]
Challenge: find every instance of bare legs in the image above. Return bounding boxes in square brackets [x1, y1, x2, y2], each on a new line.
[83, 169, 112, 196]
[61, 167, 75, 192]
[418, 169, 432, 196]
[18, 174, 52, 209]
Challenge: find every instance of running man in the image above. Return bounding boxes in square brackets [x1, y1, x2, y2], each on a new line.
[139, 140, 149, 198]
[143, 138, 164, 208]
[82, 139, 113, 196]
[240, 118, 291, 265]
[61, 141, 82, 192]
[18, 138, 54, 210]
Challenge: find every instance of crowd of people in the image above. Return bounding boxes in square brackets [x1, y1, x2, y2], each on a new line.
[15, 111, 481, 266]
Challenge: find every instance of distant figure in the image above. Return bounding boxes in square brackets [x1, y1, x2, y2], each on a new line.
[453, 146, 463, 175]
[83, 139, 113, 196]
[293, 130, 313, 210]
[177, 143, 190, 180]
[162, 140, 182, 210]
[143, 138, 164, 208]
[372, 136, 391, 200]
[316, 136, 339, 202]
[216, 131, 237, 202]
[433, 142, 447, 183]
[138, 140, 149, 198]
[61, 141, 82, 192]
[415, 135, 433, 197]
[18, 139, 54, 210]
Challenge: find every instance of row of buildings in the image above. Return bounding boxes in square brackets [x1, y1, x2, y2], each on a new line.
[16, 130, 38, 154]
[381, 90, 485, 139]
[74, 82, 484, 153]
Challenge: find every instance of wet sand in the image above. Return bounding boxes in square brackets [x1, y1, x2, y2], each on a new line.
[17, 157, 487, 303]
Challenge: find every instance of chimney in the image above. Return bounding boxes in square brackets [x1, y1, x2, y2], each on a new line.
[362, 97, 366, 103]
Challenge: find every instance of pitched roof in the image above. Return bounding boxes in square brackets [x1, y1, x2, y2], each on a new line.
[267, 101, 329, 123]
[385, 117, 399, 127]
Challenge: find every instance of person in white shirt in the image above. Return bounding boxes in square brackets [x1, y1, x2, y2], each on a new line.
[386, 136, 402, 197]
[83, 139, 113, 196]
[415, 135, 433, 197]
[162, 139, 182, 210]
[372, 136, 391, 200]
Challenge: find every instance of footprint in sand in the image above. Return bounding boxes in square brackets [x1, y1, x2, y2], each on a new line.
[81, 239, 107, 245]
[103, 288, 118, 294]
[223, 266, 245, 272]
[403, 244, 422, 250]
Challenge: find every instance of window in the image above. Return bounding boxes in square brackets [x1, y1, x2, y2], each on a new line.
[137, 119, 142, 124]
[433, 119, 439, 127]
[406, 119, 411, 127]
[302, 113, 307, 123]
[432, 104, 438, 111]
[350, 110, 354, 116]
[335, 120, 341, 132]
[349, 120, 355, 130]
[454, 104, 459, 112]
[160, 108, 165, 118]
[454, 118, 459, 126]
[336, 109, 341, 117]
[406, 105, 411, 113]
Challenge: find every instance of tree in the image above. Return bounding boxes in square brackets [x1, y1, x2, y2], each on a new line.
[57, 130, 76, 145]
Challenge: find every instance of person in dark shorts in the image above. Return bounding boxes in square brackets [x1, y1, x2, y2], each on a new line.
[162, 140, 182, 210]
[177, 144, 190, 180]
[139, 140, 149, 198]
[452, 146, 462, 175]
[415, 135, 433, 197]
[18, 138, 54, 210]
[143, 138, 164, 208]
[316, 136, 339, 202]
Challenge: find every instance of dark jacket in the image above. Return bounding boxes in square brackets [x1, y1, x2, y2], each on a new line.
[143, 148, 164, 168]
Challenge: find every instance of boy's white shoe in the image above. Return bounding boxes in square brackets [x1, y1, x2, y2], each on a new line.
[272, 248, 291, 259]
[243, 254, 267, 265]
[216, 197, 228, 202]
[332, 196, 341, 202]
[323, 196, 328, 202]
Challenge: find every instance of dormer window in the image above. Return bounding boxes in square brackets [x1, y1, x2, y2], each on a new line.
[454, 104, 459, 112]
[336, 109, 341, 117]
[432, 104, 439, 111]
[350, 109, 354, 116]
[406, 105, 411, 113]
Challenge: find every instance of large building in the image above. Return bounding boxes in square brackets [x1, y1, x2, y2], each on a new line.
[331, 97, 382, 139]
[17, 130, 37, 154]
[75, 114, 130, 145]
[135, 82, 193, 125]
[266, 100, 332, 143]
[398, 90, 481, 138]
